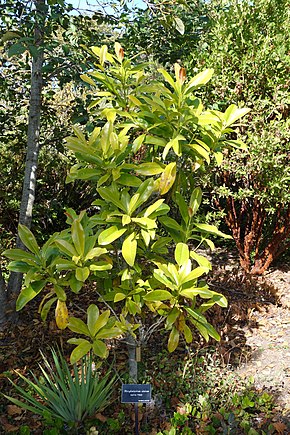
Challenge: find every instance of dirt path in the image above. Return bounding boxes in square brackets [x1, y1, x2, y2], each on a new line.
[237, 268, 290, 415]
[209, 250, 290, 423]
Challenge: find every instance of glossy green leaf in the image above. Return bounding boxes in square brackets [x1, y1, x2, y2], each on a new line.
[54, 285, 66, 301]
[92, 339, 108, 358]
[87, 304, 99, 336]
[72, 220, 85, 256]
[223, 104, 250, 127]
[75, 267, 90, 282]
[168, 327, 180, 352]
[114, 292, 127, 302]
[7, 261, 31, 273]
[184, 69, 214, 94]
[194, 223, 232, 239]
[158, 68, 175, 88]
[69, 276, 83, 294]
[181, 267, 205, 284]
[143, 290, 172, 301]
[18, 224, 39, 255]
[179, 287, 211, 299]
[117, 174, 142, 187]
[166, 307, 180, 327]
[144, 199, 165, 217]
[98, 226, 127, 245]
[90, 261, 112, 271]
[122, 232, 137, 267]
[70, 340, 92, 364]
[188, 143, 210, 164]
[190, 251, 212, 271]
[189, 188, 202, 217]
[174, 193, 189, 225]
[132, 217, 157, 230]
[54, 258, 76, 270]
[85, 247, 107, 261]
[89, 307, 110, 337]
[55, 239, 78, 258]
[16, 280, 46, 311]
[183, 324, 193, 343]
[80, 74, 96, 87]
[175, 243, 189, 266]
[159, 216, 183, 232]
[40, 297, 57, 321]
[3, 249, 37, 264]
[68, 317, 90, 336]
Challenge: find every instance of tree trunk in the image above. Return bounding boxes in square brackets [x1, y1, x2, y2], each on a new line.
[0, 267, 7, 325]
[127, 334, 138, 383]
[1, 0, 45, 326]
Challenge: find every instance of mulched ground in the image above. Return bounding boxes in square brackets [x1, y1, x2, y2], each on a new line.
[0, 247, 290, 433]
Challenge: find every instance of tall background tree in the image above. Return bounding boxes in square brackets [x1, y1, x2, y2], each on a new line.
[0, 0, 119, 326]
[123, 0, 290, 274]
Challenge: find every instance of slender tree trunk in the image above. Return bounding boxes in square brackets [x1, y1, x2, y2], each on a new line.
[0, 267, 7, 325]
[127, 334, 138, 382]
[2, 0, 45, 325]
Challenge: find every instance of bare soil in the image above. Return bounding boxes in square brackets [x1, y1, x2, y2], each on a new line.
[208, 248, 290, 425]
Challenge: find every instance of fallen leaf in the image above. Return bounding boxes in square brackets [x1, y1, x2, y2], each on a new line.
[7, 404, 23, 415]
[273, 422, 287, 434]
[95, 413, 107, 423]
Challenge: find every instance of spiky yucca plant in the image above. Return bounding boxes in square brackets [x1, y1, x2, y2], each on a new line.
[4, 348, 115, 431]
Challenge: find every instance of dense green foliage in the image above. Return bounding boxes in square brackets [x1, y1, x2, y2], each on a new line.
[124, 0, 290, 274]
[4, 44, 249, 366]
[187, 0, 290, 273]
[1, 1, 289, 433]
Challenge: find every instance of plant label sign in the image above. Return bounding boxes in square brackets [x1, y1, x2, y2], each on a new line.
[121, 384, 152, 403]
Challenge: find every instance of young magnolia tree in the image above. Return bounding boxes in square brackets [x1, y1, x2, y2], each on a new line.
[4, 44, 249, 379]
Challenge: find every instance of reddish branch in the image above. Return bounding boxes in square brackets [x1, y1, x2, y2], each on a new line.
[216, 171, 290, 275]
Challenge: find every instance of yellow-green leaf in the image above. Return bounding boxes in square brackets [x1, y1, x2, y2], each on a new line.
[175, 243, 189, 266]
[122, 232, 137, 267]
[135, 162, 164, 176]
[143, 290, 172, 301]
[159, 162, 176, 195]
[89, 310, 110, 337]
[183, 324, 193, 343]
[87, 304, 99, 336]
[92, 339, 108, 358]
[18, 224, 39, 255]
[114, 292, 127, 302]
[70, 340, 92, 364]
[55, 300, 69, 330]
[184, 69, 214, 94]
[72, 220, 85, 256]
[98, 227, 127, 245]
[168, 327, 180, 352]
[223, 104, 250, 127]
[75, 267, 90, 282]
[68, 317, 90, 336]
